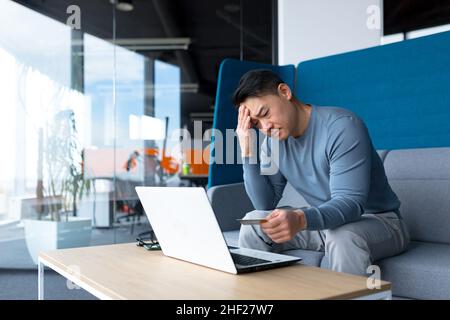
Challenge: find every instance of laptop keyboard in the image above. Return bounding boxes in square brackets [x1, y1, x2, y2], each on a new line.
[231, 252, 271, 266]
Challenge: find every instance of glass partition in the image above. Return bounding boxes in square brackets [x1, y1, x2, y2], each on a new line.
[0, 0, 275, 299]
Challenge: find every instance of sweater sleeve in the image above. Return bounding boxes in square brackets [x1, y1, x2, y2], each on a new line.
[242, 137, 287, 210]
[302, 115, 372, 230]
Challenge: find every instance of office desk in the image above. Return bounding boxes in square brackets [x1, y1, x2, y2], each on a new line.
[179, 174, 209, 187]
[38, 243, 391, 300]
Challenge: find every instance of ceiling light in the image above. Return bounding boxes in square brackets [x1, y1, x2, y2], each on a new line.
[110, 0, 134, 12]
[106, 37, 192, 51]
[224, 3, 240, 13]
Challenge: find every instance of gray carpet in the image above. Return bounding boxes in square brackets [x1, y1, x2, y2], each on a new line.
[0, 269, 97, 300]
[0, 220, 152, 299]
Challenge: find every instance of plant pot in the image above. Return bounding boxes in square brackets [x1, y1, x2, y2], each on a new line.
[23, 216, 92, 264]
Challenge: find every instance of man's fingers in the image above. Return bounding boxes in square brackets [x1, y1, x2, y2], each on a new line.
[264, 218, 282, 230]
[239, 105, 246, 122]
[244, 114, 251, 130]
[238, 106, 243, 124]
[266, 210, 283, 227]
[269, 231, 290, 243]
[271, 230, 289, 239]
[272, 236, 289, 244]
[261, 216, 280, 229]
[245, 107, 251, 122]
[237, 107, 244, 130]
[237, 106, 253, 133]
[239, 105, 248, 122]
[266, 209, 279, 220]
[261, 222, 285, 236]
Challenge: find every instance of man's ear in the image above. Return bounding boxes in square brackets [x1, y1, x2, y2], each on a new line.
[277, 83, 292, 100]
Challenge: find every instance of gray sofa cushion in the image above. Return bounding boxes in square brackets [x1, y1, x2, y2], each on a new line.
[384, 148, 450, 244]
[208, 183, 254, 231]
[212, 147, 450, 300]
[377, 150, 389, 162]
[377, 241, 450, 299]
[284, 249, 325, 267]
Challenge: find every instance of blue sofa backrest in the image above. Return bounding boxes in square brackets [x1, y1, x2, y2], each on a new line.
[209, 31, 450, 188]
[296, 31, 450, 150]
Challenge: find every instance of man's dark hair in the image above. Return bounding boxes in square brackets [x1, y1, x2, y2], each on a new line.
[232, 69, 284, 107]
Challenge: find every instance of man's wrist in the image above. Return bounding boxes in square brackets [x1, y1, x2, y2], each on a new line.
[240, 143, 253, 158]
[294, 209, 307, 230]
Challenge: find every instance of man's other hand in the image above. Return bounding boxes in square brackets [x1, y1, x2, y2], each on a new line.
[236, 105, 254, 157]
[261, 208, 307, 243]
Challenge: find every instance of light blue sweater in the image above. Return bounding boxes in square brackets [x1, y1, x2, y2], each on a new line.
[243, 105, 400, 230]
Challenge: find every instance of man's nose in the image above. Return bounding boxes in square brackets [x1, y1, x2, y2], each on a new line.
[261, 120, 273, 131]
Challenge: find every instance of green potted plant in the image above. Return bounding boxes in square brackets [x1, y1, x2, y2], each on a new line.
[24, 110, 93, 264]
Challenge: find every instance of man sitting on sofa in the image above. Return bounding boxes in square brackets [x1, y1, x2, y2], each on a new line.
[234, 69, 410, 276]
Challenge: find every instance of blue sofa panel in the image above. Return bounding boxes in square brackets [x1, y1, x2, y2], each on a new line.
[295, 31, 450, 151]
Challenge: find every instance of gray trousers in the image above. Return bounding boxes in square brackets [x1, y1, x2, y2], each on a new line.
[238, 210, 410, 276]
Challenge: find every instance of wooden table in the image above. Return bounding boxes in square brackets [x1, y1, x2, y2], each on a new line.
[38, 243, 391, 300]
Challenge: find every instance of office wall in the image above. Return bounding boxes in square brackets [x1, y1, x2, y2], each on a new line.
[278, 0, 382, 65]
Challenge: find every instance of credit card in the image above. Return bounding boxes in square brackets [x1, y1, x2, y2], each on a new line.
[236, 218, 268, 225]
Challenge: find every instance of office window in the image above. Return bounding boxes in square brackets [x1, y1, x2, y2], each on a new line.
[0, 0, 275, 299]
[380, 33, 404, 45]
[84, 33, 114, 148]
[406, 23, 450, 39]
[84, 33, 147, 181]
[0, 0, 72, 222]
[154, 60, 181, 158]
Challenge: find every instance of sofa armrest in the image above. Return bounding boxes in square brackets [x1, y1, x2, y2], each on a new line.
[207, 182, 254, 231]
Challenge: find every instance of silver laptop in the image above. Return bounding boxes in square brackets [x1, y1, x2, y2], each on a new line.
[135, 187, 301, 274]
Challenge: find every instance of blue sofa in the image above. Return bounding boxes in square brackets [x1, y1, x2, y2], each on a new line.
[206, 31, 450, 300]
[207, 147, 450, 299]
